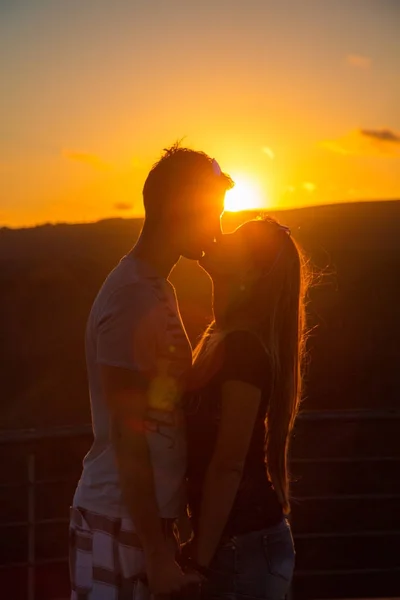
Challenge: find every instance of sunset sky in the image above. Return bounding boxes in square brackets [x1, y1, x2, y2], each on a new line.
[1, 0, 399, 227]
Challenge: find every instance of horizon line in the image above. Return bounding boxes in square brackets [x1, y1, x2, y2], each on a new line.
[1, 198, 399, 232]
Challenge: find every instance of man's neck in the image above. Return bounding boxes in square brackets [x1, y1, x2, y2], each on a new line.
[129, 221, 180, 279]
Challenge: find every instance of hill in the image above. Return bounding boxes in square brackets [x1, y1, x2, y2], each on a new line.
[1, 201, 399, 430]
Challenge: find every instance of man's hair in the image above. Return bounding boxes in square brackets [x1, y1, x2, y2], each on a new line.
[143, 142, 234, 218]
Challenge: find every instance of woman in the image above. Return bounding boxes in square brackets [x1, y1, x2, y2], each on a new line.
[182, 216, 309, 599]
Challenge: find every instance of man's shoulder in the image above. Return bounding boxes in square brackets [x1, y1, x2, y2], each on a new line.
[90, 259, 167, 332]
[99, 259, 163, 305]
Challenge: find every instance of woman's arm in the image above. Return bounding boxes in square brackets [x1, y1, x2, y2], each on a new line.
[195, 379, 261, 566]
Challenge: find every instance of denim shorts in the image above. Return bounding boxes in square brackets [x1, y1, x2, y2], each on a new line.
[200, 518, 295, 600]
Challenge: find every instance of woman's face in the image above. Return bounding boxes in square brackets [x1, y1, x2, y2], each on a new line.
[199, 229, 253, 321]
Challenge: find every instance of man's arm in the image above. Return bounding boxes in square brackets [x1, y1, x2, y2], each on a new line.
[96, 284, 199, 594]
[100, 365, 166, 556]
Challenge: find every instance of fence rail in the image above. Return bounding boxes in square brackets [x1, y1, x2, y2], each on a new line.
[1, 409, 400, 600]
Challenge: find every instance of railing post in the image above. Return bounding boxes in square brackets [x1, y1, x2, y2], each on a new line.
[28, 453, 35, 600]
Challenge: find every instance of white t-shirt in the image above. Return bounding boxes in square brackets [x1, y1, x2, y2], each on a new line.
[73, 255, 192, 521]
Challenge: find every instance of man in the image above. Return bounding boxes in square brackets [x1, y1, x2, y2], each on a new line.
[70, 143, 234, 599]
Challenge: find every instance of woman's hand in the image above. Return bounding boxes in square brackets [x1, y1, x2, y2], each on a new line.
[179, 538, 209, 576]
[179, 538, 197, 567]
[146, 546, 201, 596]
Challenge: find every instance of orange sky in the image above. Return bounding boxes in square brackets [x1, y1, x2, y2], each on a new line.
[1, 0, 400, 228]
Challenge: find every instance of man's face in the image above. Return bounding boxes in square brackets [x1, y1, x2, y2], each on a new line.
[176, 189, 226, 260]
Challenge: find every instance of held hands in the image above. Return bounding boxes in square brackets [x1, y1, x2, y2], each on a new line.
[145, 541, 203, 596]
[178, 538, 209, 577]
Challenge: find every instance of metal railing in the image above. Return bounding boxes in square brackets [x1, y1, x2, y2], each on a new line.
[0, 424, 92, 600]
[1, 409, 400, 600]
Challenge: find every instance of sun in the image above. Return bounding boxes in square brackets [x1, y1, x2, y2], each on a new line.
[225, 176, 266, 212]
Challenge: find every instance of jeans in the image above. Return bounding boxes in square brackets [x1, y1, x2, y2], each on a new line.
[201, 519, 295, 600]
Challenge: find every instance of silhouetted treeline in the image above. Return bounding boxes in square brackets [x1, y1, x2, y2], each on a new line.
[1, 201, 399, 430]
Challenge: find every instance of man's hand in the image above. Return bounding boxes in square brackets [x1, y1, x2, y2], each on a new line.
[147, 549, 201, 595]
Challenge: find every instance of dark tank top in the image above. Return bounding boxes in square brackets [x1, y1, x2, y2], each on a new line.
[184, 330, 283, 538]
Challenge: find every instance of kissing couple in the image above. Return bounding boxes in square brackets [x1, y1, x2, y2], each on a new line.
[70, 143, 308, 600]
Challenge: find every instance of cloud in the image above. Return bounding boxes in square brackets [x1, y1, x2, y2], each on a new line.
[262, 146, 275, 159]
[321, 138, 352, 155]
[62, 149, 110, 169]
[346, 54, 372, 69]
[361, 129, 400, 143]
[114, 202, 133, 211]
[321, 128, 400, 157]
[282, 184, 317, 197]
[302, 182, 316, 192]
[347, 188, 373, 198]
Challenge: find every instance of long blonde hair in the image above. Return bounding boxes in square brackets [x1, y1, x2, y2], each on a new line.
[192, 217, 309, 514]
